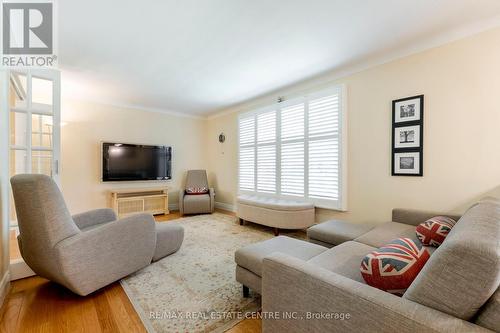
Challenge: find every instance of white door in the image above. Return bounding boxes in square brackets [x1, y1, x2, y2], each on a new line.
[6, 68, 61, 280]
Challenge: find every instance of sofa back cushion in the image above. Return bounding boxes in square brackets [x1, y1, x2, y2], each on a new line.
[392, 208, 461, 226]
[403, 199, 500, 320]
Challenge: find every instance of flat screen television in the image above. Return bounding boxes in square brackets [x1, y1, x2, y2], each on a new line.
[102, 142, 172, 181]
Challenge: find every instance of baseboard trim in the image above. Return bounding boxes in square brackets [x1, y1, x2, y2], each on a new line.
[215, 202, 236, 212]
[0, 271, 10, 308]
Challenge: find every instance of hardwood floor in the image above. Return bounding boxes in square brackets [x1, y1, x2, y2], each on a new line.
[1, 210, 261, 333]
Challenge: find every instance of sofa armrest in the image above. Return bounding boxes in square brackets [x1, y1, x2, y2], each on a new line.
[262, 253, 488, 333]
[55, 213, 156, 295]
[72, 208, 117, 230]
[179, 190, 185, 215]
[392, 208, 462, 226]
[209, 188, 215, 212]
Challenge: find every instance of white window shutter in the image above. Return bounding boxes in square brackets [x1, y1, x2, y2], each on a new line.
[280, 102, 305, 196]
[256, 110, 276, 193]
[238, 85, 345, 210]
[238, 116, 255, 191]
[239, 146, 255, 191]
[308, 92, 341, 203]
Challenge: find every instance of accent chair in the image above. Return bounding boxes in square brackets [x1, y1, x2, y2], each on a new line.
[10, 174, 184, 296]
[179, 170, 215, 215]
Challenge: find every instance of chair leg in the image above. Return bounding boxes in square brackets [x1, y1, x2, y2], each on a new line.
[243, 285, 250, 298]
[274, 228, 279, 236]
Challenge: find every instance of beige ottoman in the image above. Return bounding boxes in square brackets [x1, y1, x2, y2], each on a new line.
[152, 222, 184, 261]
[237, 195, 315, 235]
[235, 236, 327, 296]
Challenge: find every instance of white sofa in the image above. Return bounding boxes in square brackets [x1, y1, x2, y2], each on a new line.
[237, 194, 315, 235]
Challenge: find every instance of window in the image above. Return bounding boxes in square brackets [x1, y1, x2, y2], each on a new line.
[238, 85, 347, 210]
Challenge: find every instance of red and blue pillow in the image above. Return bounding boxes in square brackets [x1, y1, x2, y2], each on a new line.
[360, 238, 430, 295]
[416, 216, 457, 247]
[185, 187, 209, 195]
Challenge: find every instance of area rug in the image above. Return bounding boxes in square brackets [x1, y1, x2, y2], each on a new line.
[121, 213, 281, 333]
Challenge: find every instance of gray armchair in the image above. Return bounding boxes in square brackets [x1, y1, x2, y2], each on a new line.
[10, 174, 184, 296]
[179, 170, 215, 215]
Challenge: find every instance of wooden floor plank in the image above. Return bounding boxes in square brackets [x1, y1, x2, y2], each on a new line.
[1, 210, 261, 333]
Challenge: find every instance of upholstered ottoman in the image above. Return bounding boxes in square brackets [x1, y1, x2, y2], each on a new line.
[237, 195, 315, 236]
[307, 219, 374, 248]
[152, 222, 184, 261]
[235, 236, 327, 296]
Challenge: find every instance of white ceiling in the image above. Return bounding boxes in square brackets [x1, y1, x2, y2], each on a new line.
[59, 0, 500, 116]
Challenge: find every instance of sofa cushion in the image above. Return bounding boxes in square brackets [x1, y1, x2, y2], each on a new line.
[404, 200, 500, 320]
[238, 194, 314, 211]
[416, 216, 457, 247]
[235, 236, 326, 276]
[307, 220, 374, 247]
[354, 222, 418, 248]
[307, 241, 376, 283]
[361, 238, 430, 295]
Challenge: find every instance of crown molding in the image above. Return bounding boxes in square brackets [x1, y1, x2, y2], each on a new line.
[207, 18, 500, 120]
[63, 97, 206, 120]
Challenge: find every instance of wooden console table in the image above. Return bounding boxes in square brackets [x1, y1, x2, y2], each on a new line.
[110, 187, 169, 218]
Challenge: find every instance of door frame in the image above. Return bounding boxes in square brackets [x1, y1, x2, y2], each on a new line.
[3, 68, 61, 280]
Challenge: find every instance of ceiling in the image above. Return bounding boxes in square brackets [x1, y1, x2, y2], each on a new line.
[59, 0, 500, 116]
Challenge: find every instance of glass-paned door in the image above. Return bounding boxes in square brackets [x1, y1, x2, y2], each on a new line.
[8, 69, 61, 230]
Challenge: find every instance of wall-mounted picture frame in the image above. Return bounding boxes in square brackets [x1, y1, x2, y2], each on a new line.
[394, 124, 421, 149]
[394, 152, 421, 175]
[392, 95, 424, 176]
[394, 95, 423, 123]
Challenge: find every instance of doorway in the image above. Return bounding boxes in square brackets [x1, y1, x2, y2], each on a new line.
[2, 69, 61, 280]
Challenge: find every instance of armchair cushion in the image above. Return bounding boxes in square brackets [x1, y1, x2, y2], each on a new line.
[183, 193, 211, 214]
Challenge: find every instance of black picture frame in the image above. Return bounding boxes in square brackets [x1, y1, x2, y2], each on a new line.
[391, 95, 424, 176]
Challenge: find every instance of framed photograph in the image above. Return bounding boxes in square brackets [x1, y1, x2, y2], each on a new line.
[394, 125, 420, 148]
[392, 95, 424, 176]
[393, 152, 421, 176]
[393, 95, 423, 123]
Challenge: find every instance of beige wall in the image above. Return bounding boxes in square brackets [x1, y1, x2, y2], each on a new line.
[60, 101, 207, 214]
[207, 27, 500, 224]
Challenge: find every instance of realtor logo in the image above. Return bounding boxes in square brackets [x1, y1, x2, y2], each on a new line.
[1, 1, 57, 67]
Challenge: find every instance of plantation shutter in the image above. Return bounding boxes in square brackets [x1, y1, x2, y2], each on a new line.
[238, 85, 345, 210]
[308, 91, 341, 202]
[256, 110, 276, 193]
[238, 116, 255, 191]
[280, 102, 305, 196]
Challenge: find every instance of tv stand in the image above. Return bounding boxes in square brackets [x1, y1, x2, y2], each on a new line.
[110, 187, 169, 218]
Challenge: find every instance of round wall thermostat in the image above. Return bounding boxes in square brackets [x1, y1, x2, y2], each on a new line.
[219, 133, 226, 143]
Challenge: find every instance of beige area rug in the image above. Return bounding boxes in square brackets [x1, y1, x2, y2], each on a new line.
[121, 213, 303, 333]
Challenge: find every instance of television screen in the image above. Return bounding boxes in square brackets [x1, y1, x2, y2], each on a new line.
[102, 142, 172, 181]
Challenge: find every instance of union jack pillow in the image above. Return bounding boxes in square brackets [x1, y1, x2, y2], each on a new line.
[360, 238, 430, 295]
[416, 216, 457, 247]
[185, 187, 209, 195]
